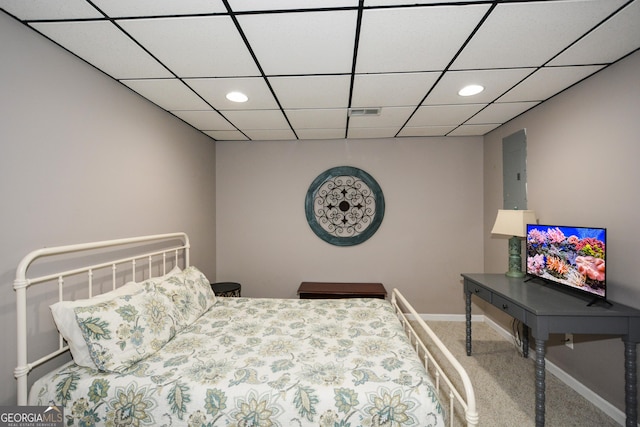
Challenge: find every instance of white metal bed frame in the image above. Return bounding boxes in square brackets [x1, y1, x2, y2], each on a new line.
[392, 290, 478, 426]
[14, 232, 478, 426]
[13, 232, 190, 406]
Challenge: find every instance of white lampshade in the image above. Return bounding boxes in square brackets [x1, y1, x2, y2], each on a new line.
[491, 209, 537, 237]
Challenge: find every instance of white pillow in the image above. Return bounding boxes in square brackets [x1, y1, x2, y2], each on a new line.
[50, 266, 181, 369]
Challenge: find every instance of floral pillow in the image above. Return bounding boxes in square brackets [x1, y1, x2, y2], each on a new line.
[74, 289, 181, 373]
[50, 281, 142, 369]
[146, 266, 217, 328]
[50, 266, 182, 369]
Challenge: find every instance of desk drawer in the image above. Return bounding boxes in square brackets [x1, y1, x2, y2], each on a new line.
[468, 284, 491, 303]
[492, 294, 525, 322]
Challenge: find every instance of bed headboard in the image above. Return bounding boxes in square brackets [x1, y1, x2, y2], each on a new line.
[13, 232, 190, 405]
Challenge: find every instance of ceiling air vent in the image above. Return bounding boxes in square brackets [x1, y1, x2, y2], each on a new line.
[348, 108, 381, 117]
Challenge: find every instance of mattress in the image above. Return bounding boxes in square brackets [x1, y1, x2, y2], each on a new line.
[30, 296, 445, 426]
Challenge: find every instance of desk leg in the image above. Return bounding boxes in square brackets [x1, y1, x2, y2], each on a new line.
[465, 291, 472, 356]
[623, 339, 637, 427]
[522, 324, 529, 358]
[535, 339, 546, 427]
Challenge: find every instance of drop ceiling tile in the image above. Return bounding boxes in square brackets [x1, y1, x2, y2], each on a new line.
[121, 79, 210, 110]
[222, 110, 291, 130]
[185, 77, 279, 110]
[498, 65, 604, 103]
[466, 101, 539, 125]
[0, 0, 102, 20]
[349, 106, 413, 128]
[448, 124, 500, 136]
[351, 72, 439, 108]
[451, 0, 629, 69]
[396, 126, 457, 137]
[356, 5, 489, 73]
[228, 0, 358, 11]
[269, 76, 351, 109]
[237, 10, 357, 75]
[425, 68, 535, 105]
[171, 110, 236, 130]
[118, 16, 260, 78]
[548, 0, 640, 66]
[295, 129, 347, 140]
[406, 104, 485, 127]
[285, 109, 347, 130]
[91, 0, 227, 17]
[243, 129, 297, 141]
[30, 21, 172, 79]
[347, 127, 400, 139]
[204, 130, 249, 141]
[366, 0, 487, 5]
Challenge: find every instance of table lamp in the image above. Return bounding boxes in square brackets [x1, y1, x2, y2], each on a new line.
[491, 209, 537, 278]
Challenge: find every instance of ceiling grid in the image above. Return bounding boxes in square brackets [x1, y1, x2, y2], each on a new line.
[1, 0, 638, 141]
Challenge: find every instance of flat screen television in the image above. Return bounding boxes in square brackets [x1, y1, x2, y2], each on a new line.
[525, 224, 606, 303]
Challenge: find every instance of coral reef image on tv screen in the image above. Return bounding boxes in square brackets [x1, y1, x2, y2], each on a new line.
[526, 225, 606, 297]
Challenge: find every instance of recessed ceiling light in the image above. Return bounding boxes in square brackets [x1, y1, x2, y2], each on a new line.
[458, 85, 484, 97]
[226, 91, 248, 103]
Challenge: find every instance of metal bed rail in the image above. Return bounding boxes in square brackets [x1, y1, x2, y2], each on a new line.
[391, 288, 479, 427]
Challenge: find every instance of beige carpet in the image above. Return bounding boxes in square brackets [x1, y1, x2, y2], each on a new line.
[413, 320, 620, 427]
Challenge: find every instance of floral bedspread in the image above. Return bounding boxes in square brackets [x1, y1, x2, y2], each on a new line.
[30, 297, 445, 426]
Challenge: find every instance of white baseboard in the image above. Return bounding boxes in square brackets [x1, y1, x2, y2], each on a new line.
[419, 314, 631, 427]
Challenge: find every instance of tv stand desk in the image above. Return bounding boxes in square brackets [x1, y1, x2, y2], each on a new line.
[462, 273, 640, 427]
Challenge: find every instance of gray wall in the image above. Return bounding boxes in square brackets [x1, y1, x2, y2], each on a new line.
[0, 12, 217, 405]
[215, 137, 485, 313]
[483, 50, 640, 414]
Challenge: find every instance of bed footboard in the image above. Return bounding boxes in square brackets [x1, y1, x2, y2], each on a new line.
[391, 289, 479, 427]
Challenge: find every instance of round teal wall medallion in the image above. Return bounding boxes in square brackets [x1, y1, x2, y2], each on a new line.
[305, 166, 385, 246]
